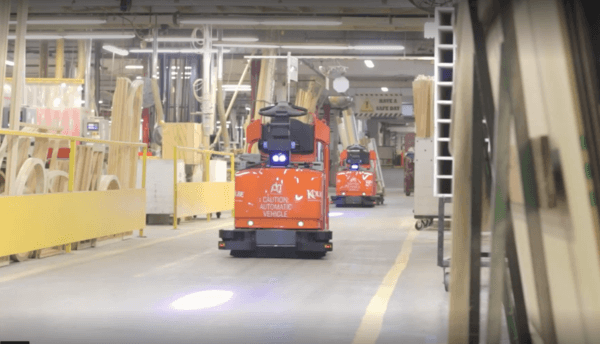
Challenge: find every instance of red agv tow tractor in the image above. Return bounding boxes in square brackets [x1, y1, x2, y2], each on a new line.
[218, 102, 332, 258]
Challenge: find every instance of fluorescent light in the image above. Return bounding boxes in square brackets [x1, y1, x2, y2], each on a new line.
[222, 84, 251, 92]
[381, 87, 389, 92]
[280, 45, 348, 50]
[179, 17, 342, 26]
[103, 45, 129, 56]
[98, 100, 103, 104]
[143, 37, 201, 42]
[125, 65, 144, 70]
[64, 32, 135, 40]
[351, 45, 405, 51]
[9, 19, 107, 25]
[5, 60, 14, 66]
[142, 36, 259, 43]
[221, 37, 259, 42]
[131, 48, 180, 54]
[130, 48, 229, 54]
[261, 19, 342, 26]
[180, 18, 261, 25]
[213, 43, 278, 49]
[8, 34, 63, 40]
[364, 60, 375, 68]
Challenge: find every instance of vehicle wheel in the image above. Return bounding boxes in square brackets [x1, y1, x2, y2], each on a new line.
[381, 197, 384, 204]
[177, 218, 181, 225]
[405, 190, 411, 196]
[415, 221, 423, 230]
[216, 212, 221, 219]
[444, 271, 450, 292]
[230, 250, 252, 258]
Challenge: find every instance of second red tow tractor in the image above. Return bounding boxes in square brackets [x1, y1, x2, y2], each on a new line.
[331, 144, 384, 207]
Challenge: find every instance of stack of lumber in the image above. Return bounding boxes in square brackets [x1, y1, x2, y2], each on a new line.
[107, 77, 144, 189]
[246, 49, 276, 153]
[413, 75, 435, 138]
[294, 79, 324, 124]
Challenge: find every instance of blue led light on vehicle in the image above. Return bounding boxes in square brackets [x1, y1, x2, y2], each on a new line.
[270, 152, 289, 166]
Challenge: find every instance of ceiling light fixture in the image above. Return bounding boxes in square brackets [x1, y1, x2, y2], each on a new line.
[125, 65, 144, 70]
[179, 17, 342, 26]
[64, 32, 135, 40]
[364, 60, 375, 68]
[102, 45, 129, 56]
[351, 45, 405, 51]
[9, 19, 107, 25]
[130, 48, 230, 54]
[221, 37, 259, 42]
[213, 43, 278, 49]
[8, 34, 63, 40]
[280, 45, 348, 50]
[143, 36, 259, 43]
[180, 18, 261, 26]
[261, 19, 342, 26]
[381, 87, 389, 92]
[5, 60, 14, 66]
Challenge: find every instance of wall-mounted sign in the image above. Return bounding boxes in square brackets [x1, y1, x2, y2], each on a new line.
[354, 93, 403, 118]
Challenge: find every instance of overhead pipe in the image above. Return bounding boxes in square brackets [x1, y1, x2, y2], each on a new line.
[213, 29, 230, 151]
[0, 0, 11, 125]
[84, 39, 93, 113]
[201, 24, 213, 148]
[6, 0, 28, 195]
[55, 38, 64, 79]
[210, 52, 253, 150]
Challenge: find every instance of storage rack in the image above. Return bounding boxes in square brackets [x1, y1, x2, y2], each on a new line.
[433, 7, 456, 197]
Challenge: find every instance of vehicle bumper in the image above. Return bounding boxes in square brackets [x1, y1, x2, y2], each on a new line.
[331, 195, 377, 206]
[218, 229, 333, 252]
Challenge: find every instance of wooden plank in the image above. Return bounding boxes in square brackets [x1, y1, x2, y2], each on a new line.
[26, 136, 50, 191]
[0, 0, 10, 125]
[90, 152, 105, 191]
[5, 0, 28, 195]
[447, 2, 475, 342]
[526, 0, 600, 340]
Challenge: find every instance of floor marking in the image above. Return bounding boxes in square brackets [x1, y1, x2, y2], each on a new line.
[0, 221, 232, 284]
[352, 223, 420, 344]
[133, 251, 212, 278]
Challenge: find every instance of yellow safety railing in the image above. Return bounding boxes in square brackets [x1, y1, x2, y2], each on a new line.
[0, 130, 148, 256]
[173, 146, 235, 229]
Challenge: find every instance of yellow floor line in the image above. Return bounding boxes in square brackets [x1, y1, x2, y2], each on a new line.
[352, 224, 420, 344]
[0, 221, 232, 284]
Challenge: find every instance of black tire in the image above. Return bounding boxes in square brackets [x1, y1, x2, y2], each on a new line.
[405, 191, 411, 196]
[444, 271, 450, 292]
[216, 212, 221, 219]
[415, 221, 423, 230]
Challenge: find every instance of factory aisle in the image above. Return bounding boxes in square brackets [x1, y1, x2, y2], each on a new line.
[0, 190, 449, 344]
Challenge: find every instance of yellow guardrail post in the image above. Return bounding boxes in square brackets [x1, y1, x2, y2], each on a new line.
[140, 146, 147, 237]
[205, 151, 211, 222]
[173, 146, 178, 229]
[65, 139, 77, 253]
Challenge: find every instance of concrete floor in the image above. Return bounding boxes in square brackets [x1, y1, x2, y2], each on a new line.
[0, 167, 509, 343]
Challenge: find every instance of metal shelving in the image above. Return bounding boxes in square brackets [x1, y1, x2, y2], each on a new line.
[433, 7, 456, 197]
